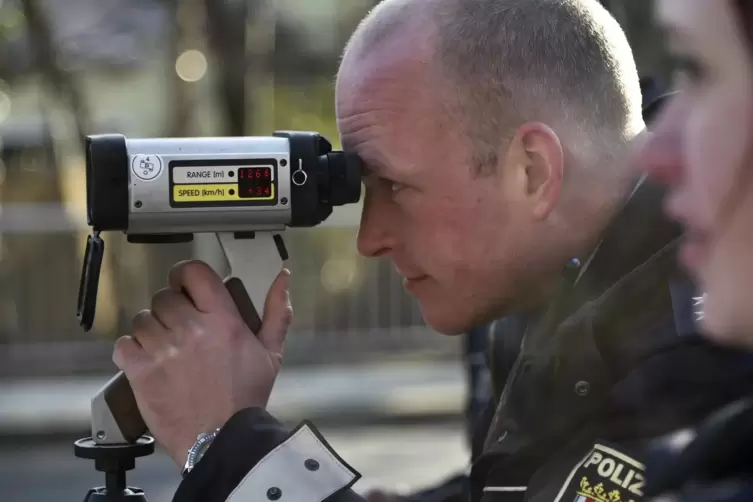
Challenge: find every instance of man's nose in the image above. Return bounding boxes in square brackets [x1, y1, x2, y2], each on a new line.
[356, 193, 398, 258]
[634, 99, 686, 186]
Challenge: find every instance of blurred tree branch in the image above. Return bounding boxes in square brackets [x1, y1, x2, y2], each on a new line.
[205, 0, 250, 136]
[20, 0, 91, 146]
[166, 0, 194, 136]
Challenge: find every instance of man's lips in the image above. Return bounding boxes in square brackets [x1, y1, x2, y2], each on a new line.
[394, 265, 427, 281]
[402, 274, 429, 281]
[400, 274, 430, 293]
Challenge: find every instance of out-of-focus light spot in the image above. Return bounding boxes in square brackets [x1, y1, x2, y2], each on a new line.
[175, 50, 208, 82]
[0, 9, 24, 40]
[0, 80, 11, 126]
[320, 258, 357, 293]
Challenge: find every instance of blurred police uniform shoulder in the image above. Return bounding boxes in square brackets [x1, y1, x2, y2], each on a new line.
[469, 92, 753, 502]
[634, 84, 753, 502]
[643, 394, 753, 502]
[469, 177, 753, 502]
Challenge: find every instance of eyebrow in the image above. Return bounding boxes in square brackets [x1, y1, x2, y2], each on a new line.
[346, 147, 388, 176]
[360, 160, 387, 180]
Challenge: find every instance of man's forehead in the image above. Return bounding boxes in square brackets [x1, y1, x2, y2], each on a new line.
[340, 131, 394, 177]
[337, 47, 434, 105]
[336, 21, 444, 178]
[337, 74, 438, 175]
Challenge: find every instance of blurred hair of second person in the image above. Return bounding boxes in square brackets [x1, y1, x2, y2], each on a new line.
[636, 0, 753, 343]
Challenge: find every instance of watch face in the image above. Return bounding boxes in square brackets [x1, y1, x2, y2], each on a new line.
[187, 431, 218, 469]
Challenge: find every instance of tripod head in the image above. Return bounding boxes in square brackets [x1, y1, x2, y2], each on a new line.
[74, 436, 154, 501]
[74, 367, 156, 501]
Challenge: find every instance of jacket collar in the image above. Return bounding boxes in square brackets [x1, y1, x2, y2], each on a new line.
[514, 174, 689, 353]
[568, 174, 684, 306]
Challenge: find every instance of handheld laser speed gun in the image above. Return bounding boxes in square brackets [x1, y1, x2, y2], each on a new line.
[75, 130, 362, 448]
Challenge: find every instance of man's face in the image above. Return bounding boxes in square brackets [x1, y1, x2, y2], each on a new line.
[336, 47, 549, 335]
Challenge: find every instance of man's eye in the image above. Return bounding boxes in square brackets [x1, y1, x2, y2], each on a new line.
[363, 175, 406, 195]
[391, 181, 406, 193]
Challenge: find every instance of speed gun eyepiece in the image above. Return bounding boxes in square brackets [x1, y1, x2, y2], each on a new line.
[77, 131, 362, 330]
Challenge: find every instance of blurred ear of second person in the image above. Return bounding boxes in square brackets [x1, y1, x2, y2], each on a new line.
[635, 1, 753, 501]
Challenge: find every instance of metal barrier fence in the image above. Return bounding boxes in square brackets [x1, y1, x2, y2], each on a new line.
[0, 206, 461, 378]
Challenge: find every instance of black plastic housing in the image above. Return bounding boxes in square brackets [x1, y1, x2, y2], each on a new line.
[273, 130, 362, 227]
[85, 134, 130, 232]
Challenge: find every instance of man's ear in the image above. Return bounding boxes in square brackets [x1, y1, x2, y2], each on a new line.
[502, 122, 564, 220]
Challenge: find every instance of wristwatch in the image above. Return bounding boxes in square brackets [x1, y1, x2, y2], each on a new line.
[182, 428, 221, 478]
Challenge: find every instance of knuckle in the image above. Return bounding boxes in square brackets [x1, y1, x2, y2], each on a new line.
[169, 259, 192, 275]
[184, 319, 208, 339]
[151, 346, 173, 366]
[186, 259, 212, 274]
[173, 259, 211, 282]
[150, 287, 174, 313]
[164, 344, 181, 360]
[112, 335, 131, 354]
[112, 336, 136, 368]
[131, 309, 153, 331]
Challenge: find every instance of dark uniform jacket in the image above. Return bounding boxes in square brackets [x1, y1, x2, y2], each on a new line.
[390, 79, 686, 502]
[642, 395, 753, 502]
[467, 177, 753, 502]
[173, 174, 753, 502]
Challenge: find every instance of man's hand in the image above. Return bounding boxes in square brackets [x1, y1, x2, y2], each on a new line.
[112, 260, 293, 467]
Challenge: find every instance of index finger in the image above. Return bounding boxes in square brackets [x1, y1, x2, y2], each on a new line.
[167, 260, 233, 314]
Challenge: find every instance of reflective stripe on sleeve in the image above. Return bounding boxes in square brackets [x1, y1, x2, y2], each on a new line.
[227, 421, 361, 502]
[483, 486, 528, 492]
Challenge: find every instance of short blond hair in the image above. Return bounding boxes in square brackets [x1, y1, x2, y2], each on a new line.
[432, 0, 643, 174]
[341, 0, 644, 175]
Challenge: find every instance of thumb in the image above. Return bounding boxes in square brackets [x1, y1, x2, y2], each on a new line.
[258, 268, 293, 357]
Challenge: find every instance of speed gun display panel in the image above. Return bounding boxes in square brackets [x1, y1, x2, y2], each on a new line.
[82, 132, 363, 238]
[169, 160, 279, 207]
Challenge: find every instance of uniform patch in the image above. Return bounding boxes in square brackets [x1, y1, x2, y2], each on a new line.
[553, 443, 645, 502]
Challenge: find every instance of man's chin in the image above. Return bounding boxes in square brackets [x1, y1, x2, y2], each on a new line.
[419, 306, 477, 335]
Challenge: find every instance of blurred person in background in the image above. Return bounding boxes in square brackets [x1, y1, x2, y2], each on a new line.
[633, 1, 753, 501]
[111, 1, 753, 502]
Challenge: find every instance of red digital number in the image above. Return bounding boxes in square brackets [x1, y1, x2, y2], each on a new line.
[264, 187, 270, 195]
